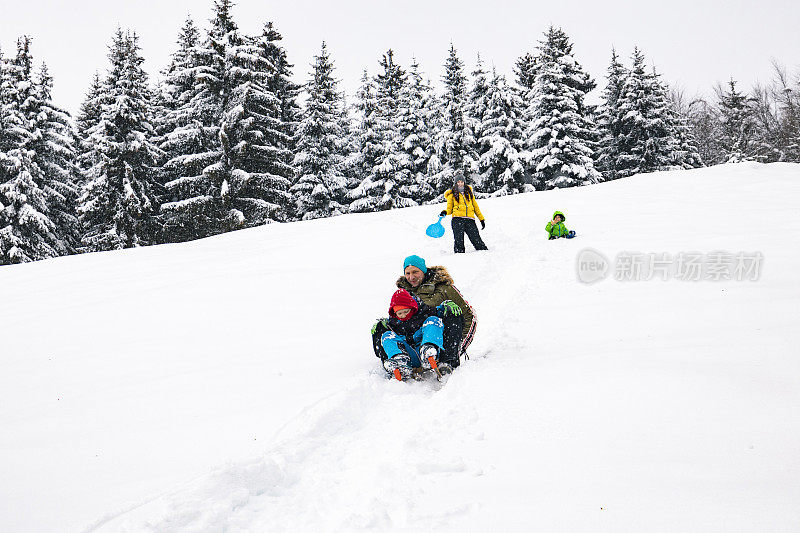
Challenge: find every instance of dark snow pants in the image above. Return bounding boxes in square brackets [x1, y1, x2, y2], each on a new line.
[452, 217, 488, 253]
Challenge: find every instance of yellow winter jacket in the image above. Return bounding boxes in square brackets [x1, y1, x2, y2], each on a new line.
[445, 186, 484, 220]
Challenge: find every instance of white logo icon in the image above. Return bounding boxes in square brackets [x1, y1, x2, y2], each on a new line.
[576, 248, 609, 284]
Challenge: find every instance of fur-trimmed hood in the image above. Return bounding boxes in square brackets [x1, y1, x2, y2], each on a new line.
[396, 265, 454, 290]
[394, 264, 475, 341]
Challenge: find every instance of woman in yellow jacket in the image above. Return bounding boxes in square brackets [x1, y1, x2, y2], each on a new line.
[439, 173, 489, 253]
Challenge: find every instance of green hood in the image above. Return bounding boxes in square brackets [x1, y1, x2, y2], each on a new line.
[552, 211, 565, 222]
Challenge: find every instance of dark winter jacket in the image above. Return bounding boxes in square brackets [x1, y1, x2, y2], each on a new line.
[386, 295, 442, 343]
[396, 265, 475, 340]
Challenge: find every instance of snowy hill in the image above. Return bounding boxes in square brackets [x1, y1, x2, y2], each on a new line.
[1, 163, 799, 532]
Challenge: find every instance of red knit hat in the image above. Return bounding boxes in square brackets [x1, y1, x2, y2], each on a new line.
[389, 289, 419, 320]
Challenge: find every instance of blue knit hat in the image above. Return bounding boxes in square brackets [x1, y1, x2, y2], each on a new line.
[403, 255, 427, 274]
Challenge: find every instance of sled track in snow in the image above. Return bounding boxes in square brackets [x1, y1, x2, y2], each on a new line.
[95, 364, 489, 531]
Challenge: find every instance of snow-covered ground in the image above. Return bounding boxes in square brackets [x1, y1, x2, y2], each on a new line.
[1, 163, 799, 532]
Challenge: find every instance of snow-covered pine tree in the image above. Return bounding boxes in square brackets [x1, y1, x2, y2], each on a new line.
[290, 42, 347, 220]
[78, 29, 162, 251]
[0, 37, 72, 263]
[158, 11, 223, 241]
[373, 49, 417, 208]
[477, 69, 529, 196]
[336, 87, 361, 198]
[153, 15, 204, 242]
[512, 51, 538, 145]
[523, 26, 601, 189]
[0, 147, 63, 264]
[716, 79, 759, 163]
[434, 44, 475, 189]
[514, 52, 538, 93]
[12, 43, 81, 250]
[257, 21, 301, 156]
[399, 58, 438, 203]
[665, 83, 704, 170]
[219, 24, 294, 226]
[160, 2, 293, 240]
[346, 69, 383, 211]
[465, 54, 490, 188]
[155, 16, 200, 134]
[1, 43, 23, 155]
[75, 72, 104, 174]
[643, 66, 694, 170]
[595, 49, 626, 180]
[615, 48, 676, 177]
[0, 45, 12, 144]
[349, 50, 415, 212]
[28, 63, 81, 251]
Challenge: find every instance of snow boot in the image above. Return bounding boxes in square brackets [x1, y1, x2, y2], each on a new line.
[420, 343, 439, 370]
[437, 362, 453, 376]
[384, 353, 413, 381]
[419, 343, 442, 378]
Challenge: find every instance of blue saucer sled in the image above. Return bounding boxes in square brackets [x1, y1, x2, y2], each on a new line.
[426, 216, 446, 238]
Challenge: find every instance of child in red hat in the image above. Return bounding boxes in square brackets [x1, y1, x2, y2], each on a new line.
[375, 289, 463, 380]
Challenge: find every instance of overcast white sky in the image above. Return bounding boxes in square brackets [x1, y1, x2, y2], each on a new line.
[2, 0, 798, 115]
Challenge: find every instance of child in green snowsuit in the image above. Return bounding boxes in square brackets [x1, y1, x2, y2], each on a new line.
[546, 211, 570, 239]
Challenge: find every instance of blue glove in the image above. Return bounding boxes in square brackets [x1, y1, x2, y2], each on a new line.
[371, 318, 388, 335]
[438, 300, 463, 317]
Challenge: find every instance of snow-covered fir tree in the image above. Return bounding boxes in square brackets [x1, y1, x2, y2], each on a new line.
[615, 48, 678, 177]
[398, 59, 438, 203]
[476, 70, 529, 195]
[514, 52, 538, 93]
[155, 16, 200, 135]
[595, 49, 626, 180]
[716, 79, 759, 163]
[27, 63, 81, 250]
[645, 66, 702, 170]
[289, 42, 347, 220]
[337, 88, 362, 197]
[0, 45, 13, 151]
[218, 23, 294, 226]
[158, 12, 221, 241]
[512, 51, 537, 144]
[346, 70, 383, 211]
[159, 1, 293, 240]
[0, 37, 74, 263]
[667, 87, 704, 170]
[78, 29, 162, 251]
[465, 54, 490, 188]
[0, 147, 64, 264]
[349, 50, 416, 212]
[75, 72, 104, 173]
[373, 49, 418, 208]
[434, 44, 475, 189]
[152, 15, 203, 240]
[523, 26, 601, 189]
[257, 21, 301, 156]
